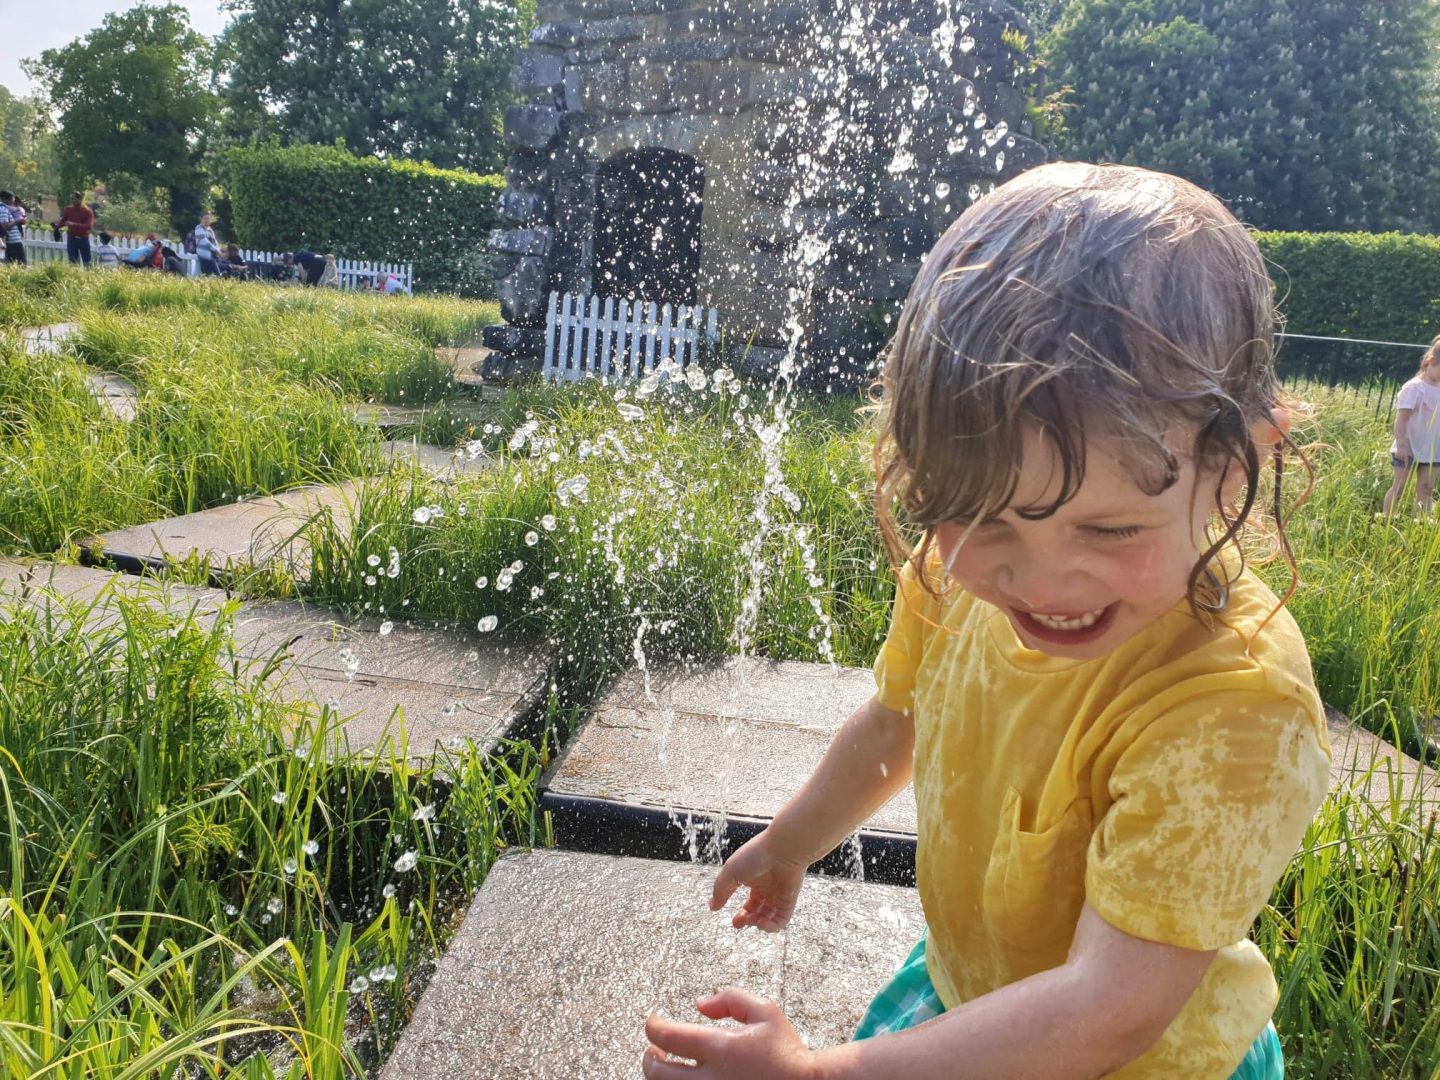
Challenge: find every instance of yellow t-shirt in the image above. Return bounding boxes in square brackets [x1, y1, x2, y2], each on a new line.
[873, 561, 1331, 1077]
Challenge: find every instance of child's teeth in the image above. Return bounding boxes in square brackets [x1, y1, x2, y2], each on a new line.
[1031, 608, 1105, 631]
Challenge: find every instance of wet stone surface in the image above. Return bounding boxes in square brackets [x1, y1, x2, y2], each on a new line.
[381, 848, 924, 1080]
[544, 657, 917, 835]
[0, 560, 550, 758]
[1326, 706, 1438, 808]
[83, 482, 361, 581]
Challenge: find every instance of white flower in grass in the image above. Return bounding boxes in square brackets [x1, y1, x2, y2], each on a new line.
[393, 850, 418, 873]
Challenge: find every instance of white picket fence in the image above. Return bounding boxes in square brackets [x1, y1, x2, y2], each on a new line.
[7, 226, 412, 292]
[542, 291, 719, 383]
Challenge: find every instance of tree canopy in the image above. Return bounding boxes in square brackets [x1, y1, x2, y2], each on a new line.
[0, 86, 59, 204]
[1044, 0, 1440, 231]
[220, 0, 532, 173]
[23, 3, 219, 227]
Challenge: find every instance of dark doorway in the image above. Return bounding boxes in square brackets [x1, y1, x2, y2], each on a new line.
[593, 148, 705, 306]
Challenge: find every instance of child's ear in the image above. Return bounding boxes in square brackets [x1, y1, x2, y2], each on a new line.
[1220, 408, 1289, 502]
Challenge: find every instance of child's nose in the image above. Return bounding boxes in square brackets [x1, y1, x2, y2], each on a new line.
[996, 551, 1083, 607]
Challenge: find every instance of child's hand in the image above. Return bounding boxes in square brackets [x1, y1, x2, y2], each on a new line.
[643, 989, 817, 1080]
[709, 832, 809, 931]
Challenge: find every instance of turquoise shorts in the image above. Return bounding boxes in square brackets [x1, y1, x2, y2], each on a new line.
[854, 936, 1283, 1079]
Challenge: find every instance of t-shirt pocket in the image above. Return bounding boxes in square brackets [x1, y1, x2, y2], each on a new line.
[982, 787, 1094, 954]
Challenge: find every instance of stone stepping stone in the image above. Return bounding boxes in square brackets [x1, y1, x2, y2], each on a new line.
[381, 848, 923, 1080]
[19, 322, 77, 355]
[541, 658, 918, 883]
[351, 400, 490, 430]
[82, 481, 360, 583]
[1326, 706, 1437, 810]
[86, 370, 138, 421]
[433, 344, 496, 389]
[382, 437, 491, 479]
[0, 560, 550, 759]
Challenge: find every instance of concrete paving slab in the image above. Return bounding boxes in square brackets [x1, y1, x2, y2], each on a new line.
[82, 481, 360, 582]
[351, 400, 490, 430]
[86, 370, 138, 422]
[19, 323, 77, 355]
[381, 438, 491, 479]
[0, 560, 550, 758]
[381, 848, 923, 1080]
[1326, 707, 1437, 809]
[542, 659, 917, 881]
[433, 345, 500, 392]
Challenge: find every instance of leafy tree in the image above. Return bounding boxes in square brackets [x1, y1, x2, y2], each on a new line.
[1043, 0, 1440, 232]
[23, 3, 220, 230]
[0, 86, 59, 204]
[221, 0, 532, 173]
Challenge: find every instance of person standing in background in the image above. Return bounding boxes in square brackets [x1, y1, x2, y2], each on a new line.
[0, 192, 24, 264]
[190, 212, 221, 276]
[55, 191, 95, 266]
[1383, 336, 1440, 514]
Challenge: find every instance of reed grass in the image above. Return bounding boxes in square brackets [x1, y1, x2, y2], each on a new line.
[0, 573, 543, 1075]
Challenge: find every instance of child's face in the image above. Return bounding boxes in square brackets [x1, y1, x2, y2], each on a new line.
[933, 424, 1218, 662]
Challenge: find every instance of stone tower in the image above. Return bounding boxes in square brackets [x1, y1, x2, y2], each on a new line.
[484, 0, 1047, 376]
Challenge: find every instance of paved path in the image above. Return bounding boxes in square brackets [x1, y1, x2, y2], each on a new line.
[0, 560, 550, 758]
[381, 848, 923, 1080]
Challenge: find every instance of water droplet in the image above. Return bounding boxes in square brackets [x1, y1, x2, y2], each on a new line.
[617, 402, 644, 422]
[272, 791, 287, 806]
[283, 858, 298, 875]
[477, 615, 498, 632]
[350, 975, 370, 993]
[524, 530, 539, 546]
[379, 620, 394, 636]
[266, 897, 283, 914]
[393, 850, 418, 873]
[303, 840, 320, 856]
[366, 554, 381, 568]
[412, 803, 436, 822]
[540, 514, 557, 531]
[382, 883, 397, 898]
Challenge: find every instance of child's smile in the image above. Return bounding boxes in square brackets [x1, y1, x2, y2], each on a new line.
[933, 426, 1218, 661]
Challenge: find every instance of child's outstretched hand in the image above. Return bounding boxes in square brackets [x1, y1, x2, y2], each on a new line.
[643, 989, 816, 1080]
[709, 831, 809, 931]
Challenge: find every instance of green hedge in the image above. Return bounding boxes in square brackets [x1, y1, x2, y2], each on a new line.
[223, 143, 505, 296]
[1257, 232, 1440, 342]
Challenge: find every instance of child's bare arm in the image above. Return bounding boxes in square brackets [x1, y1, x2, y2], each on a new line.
[709, 696, 913, 930]
[644, 904, 1215, 1080]
[1395, 406, 1413, 455]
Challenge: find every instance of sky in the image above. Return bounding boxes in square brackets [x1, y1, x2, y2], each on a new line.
[0, 1, 231, 98]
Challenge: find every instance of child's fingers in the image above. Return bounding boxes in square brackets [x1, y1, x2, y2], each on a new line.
[645, 1012, 713, 1062]
[642, 1044, 699, 1079]
[696, 986, 777, 1024]
[709, 864, 740, 912]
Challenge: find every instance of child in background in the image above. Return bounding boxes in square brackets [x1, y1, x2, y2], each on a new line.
[1381, 335, 1440, 514]
[93, 232, 120, 269]
[318, 253, 339, 288]
[643, 162, 1331, 1080]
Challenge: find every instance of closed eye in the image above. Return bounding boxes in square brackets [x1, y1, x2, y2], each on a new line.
[1088, 525, 1142, 539]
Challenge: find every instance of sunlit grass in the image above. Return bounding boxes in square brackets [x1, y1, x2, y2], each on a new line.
[0, 575, 543, 1075]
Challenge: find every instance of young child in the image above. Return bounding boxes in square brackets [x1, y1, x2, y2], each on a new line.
[93, 232, 120, 269]
[1381, 335, 1440, 514]
[643, 162, 1332, 1080]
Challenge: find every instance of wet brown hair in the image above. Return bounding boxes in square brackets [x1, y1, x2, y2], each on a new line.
[873, 161, 1306, 617]
[1416, 334, 1440, 378]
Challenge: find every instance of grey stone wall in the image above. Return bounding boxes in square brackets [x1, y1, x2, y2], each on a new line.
[487, 0, 1047, 373]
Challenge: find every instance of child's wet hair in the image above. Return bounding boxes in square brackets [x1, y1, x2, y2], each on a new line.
[873, 161, 1304, 616]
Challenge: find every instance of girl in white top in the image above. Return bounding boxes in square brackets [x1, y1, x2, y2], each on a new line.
[1383, 336, 1440, 513]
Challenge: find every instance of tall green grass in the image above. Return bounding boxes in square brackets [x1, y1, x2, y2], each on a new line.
[300, 378, 892, 707]
[0, 574, 543, 1074]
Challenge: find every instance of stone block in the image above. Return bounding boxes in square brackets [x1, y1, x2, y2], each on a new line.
[580, 17, 643, 44]
[636, 39, 736, 63]
[511, 50, 566, 97]
[664, 9, 738, 35]
[489, 227, 554, 258]
[504, 104, 562, 151]
[497, 256, 551, 327]
[497, 188, 550, 226]
[737, 344, 793, 377]
[530, 21, 582, 48]
[736, 6, 817, 36]
[564, 61, 630, 114]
